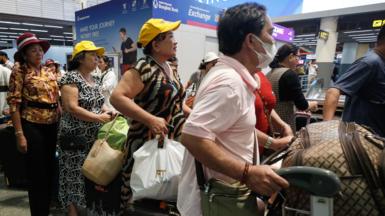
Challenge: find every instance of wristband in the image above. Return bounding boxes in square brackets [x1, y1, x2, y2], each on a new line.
[15, 130, 23, 136]
[241, 162, 250, 184]
[264, 136, 273, 149]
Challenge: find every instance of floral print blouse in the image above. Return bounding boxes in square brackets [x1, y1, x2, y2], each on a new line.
[7, 63, 60, 124]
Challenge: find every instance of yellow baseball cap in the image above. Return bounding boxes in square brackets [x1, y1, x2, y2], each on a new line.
[138, 18, 181, 47]
[71, 40, 105, 60]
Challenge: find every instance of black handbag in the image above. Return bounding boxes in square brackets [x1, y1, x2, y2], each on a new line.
[59, 134, 87, 151]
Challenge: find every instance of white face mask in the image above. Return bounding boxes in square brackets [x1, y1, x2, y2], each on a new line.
[252, 35, 277, 69]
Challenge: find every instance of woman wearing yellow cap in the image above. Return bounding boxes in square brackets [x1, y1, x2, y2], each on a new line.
[110, 18, 186, 213]
[57, 40, 115, 215]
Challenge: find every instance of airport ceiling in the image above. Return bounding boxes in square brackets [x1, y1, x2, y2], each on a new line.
[277, 10, 384, 50]
[0, 13, 73, 49]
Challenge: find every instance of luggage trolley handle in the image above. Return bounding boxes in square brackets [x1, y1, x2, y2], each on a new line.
[276, 166, 341, 216]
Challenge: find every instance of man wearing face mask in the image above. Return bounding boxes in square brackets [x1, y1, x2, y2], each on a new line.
[177, 3, 289, 216]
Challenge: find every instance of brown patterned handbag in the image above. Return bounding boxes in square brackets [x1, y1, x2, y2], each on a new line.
[280, 120, 385, 216]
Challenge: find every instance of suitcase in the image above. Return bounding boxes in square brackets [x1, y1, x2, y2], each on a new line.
[0, 125, 28, 188]
[266, 120, 385, 216]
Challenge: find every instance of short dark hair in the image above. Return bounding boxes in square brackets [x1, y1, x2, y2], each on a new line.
[0, 51, 8, 59]
[217, 2, 266, 55]
[101, 55, 111, 70]
[119, 28, 126, 34]
[141, 32, 167, 55]
[269, 44, 299, 69]
[377, 25, 385, 44]
[68, 52, 86, 71]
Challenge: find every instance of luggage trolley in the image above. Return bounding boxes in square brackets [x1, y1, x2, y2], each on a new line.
[275, 166, 341, 216]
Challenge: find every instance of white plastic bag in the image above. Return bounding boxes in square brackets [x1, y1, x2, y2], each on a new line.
[130, 137, 185, 201]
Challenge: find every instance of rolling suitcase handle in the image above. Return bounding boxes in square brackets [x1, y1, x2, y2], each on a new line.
[276, 166, 341, 216]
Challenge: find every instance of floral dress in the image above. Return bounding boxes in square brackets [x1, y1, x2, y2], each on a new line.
[58, 71, 103, 208]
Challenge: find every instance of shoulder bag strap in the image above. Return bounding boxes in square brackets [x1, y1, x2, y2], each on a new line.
[195, 130, 257, 189]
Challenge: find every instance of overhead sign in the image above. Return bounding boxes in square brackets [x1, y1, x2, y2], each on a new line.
[318, 30, 329, 41]
[195, 0, 304, 18]
[152, 0, 222, 30]
[372, 19, 385, 28]
[273, 24, 295, 42]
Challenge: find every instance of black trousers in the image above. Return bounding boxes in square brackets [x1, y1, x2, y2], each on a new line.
[22, 119, 58, 216]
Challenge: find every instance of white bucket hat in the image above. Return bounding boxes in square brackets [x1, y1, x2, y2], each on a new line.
[203, 52, 219, 64]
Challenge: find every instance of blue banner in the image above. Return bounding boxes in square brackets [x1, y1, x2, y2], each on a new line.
[75, 0, 152, 53]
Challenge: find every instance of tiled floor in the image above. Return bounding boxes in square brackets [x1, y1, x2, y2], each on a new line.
[0, 172, 65, 216]
[0, 172, 30, 216]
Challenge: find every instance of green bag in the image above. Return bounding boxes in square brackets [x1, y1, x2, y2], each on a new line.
[200, 178, 258, 216]
[97, 116, 129, 151]
[196, 131, 259, 216]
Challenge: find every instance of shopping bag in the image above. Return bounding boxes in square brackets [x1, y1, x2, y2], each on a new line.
[97, 115, 129, 151]
[82, 116, 127, 186]
[130, 137, 185, 201]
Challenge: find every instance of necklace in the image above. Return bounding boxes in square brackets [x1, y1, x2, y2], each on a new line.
[79, 71, 95, 86]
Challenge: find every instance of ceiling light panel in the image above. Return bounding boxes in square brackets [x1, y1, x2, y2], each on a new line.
[30, 29, 48, 33]
[0, 32, 18, 35]
[63, 32, 73, 35]
[9, 28, 28, 31]
[0, 27, 7, 30]
[348, 33, 376, 37]
[357, 39, 376, 41]
[50, 35, 64, 38]
[1, 38, 15, 41]
[39, 37, 52, 40]
[0, 35, 8, 38]
[344, 30, 373, 34]
[0, 21, 20, 25]
[22, 23, 43, 27]
[352, 36, 378, 39]
[45, 25, 63, 29]
[295, 34, 316, 38]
